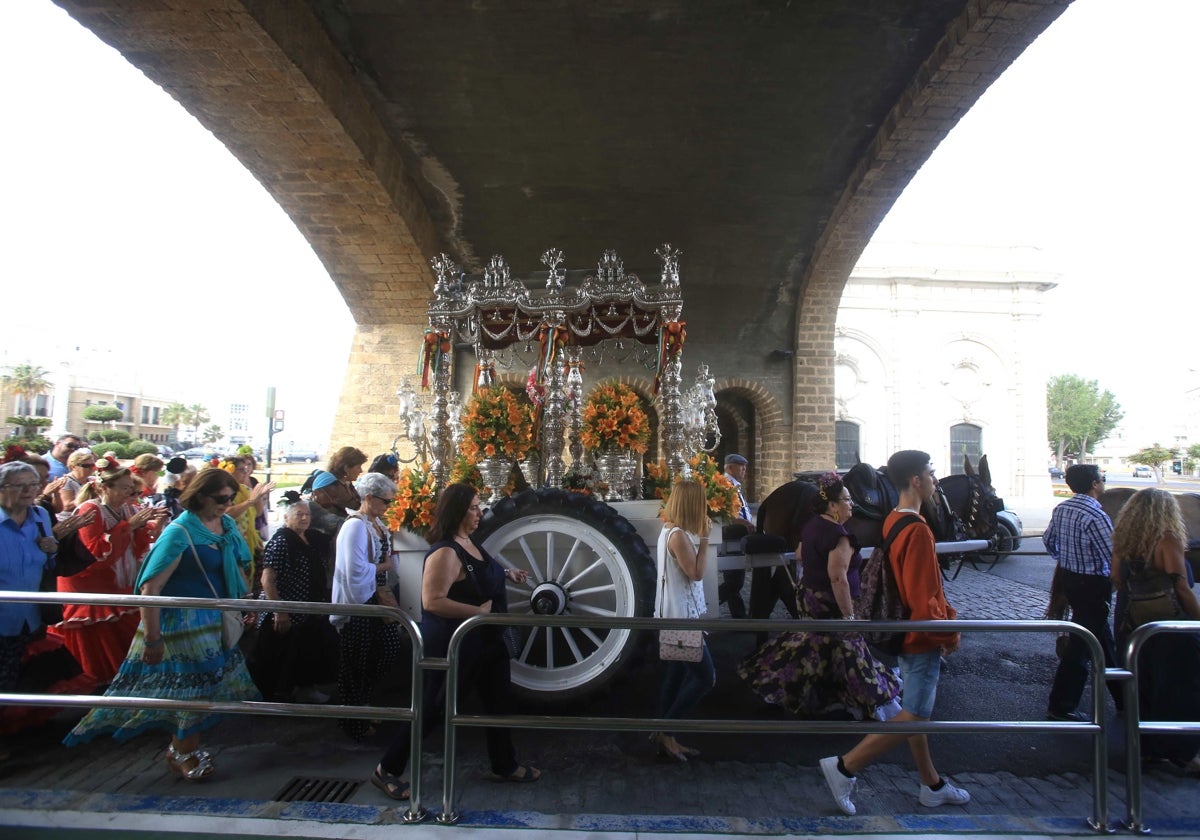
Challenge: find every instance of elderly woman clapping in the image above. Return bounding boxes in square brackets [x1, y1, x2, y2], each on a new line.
[332, 471, 402, 740]
[250, 494, 338, 703]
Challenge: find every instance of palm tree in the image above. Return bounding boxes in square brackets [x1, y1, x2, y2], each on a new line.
[1, 363, 51, 416]
[201, 424, 224, 445]
[161, 402, 189, 443]
[186, 404, 210, 442]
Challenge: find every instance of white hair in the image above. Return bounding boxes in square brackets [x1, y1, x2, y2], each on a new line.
[354, 472, 397, 499]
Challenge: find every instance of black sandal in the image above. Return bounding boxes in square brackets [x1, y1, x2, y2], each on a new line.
[371, 765, 410, 800]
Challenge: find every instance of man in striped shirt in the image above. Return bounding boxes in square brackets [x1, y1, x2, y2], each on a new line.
[1044, 463, 1123, 721]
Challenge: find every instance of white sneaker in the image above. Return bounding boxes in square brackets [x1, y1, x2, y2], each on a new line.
[819, 755, 857, 815]
[918, 778, 970, 807]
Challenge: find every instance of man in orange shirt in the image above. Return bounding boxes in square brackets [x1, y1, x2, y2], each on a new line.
[819, 449, 970, 815]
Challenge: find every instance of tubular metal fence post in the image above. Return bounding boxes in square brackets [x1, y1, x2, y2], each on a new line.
[1124, 625, 1146, 833]
[405, 626, 428, 824]
[438, 635, 463, 825]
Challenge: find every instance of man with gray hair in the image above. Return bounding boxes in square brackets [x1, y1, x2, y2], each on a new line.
[46, 434, 85, 479]
[717, 453, 753, 618]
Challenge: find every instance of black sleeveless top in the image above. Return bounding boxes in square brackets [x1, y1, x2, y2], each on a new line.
[420, 537, 507, 657]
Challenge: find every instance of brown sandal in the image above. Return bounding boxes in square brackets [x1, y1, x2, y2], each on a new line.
[492, 764, 541, 783]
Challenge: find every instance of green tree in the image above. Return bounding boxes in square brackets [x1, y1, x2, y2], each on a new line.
[1, 363, 51, 416]
[161, 402, 189, 441]
[5, 415, 52, 437]
[186, 404, 210, 441]
[1046, 374, 1124, 463]
[1128, 443, 1175, 483]
[90, 429, 133, 444]
[201, 424, 224, 445]
[82, 404, 124, 427]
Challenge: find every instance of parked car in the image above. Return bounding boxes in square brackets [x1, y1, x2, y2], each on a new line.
[1132, 465, 1153, 478]
[177, 447, 218, 462]
[1048, 466, 1064, 479]
[278, 449, 320, 463]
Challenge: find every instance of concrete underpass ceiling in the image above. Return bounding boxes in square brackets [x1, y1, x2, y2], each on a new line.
[302, 0, 970, 349]
[54, 0, 1066, 364]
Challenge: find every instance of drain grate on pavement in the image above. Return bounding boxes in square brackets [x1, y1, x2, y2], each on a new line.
[273, 775, 362, 803]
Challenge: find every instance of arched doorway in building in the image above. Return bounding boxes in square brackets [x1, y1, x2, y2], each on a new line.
[715, 392, 757, 500]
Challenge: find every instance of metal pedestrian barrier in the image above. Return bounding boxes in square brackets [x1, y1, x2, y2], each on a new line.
[1121, 620, 1200, 834]
[0, 590, 433, 824]
[4, 589, 1188, 833]
[439, 613, 1114, 831]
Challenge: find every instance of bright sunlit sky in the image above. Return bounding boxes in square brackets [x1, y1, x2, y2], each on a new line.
[2, 0, 1197, 450]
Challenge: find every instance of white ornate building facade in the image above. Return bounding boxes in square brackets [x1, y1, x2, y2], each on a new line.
[834, 243, 1057, 498]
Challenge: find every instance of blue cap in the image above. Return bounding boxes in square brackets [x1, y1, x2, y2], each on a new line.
[725, 454, 748, 466]
[311, 470, 338, 490]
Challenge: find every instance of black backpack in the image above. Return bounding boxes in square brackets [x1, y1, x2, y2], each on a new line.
[856, 514, 922, 655]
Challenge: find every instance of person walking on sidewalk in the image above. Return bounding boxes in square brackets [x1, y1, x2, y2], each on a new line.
[819, 449, 970, 815]
[1044, 463, 1123, 722]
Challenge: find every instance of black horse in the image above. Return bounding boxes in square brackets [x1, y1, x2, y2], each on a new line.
[748, 455, 1004, 624]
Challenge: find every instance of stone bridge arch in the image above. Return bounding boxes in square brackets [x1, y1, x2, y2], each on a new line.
[52, 0, 1067, 459]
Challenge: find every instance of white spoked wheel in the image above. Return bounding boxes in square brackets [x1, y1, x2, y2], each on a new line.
[476, 490, 653, 704]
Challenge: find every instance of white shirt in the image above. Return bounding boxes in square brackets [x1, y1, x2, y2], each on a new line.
[655, 526, 706, 620]
[331, 514, 385, 628]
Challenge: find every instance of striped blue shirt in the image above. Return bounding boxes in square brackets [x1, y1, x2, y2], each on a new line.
[1043, 493, 1113, 577]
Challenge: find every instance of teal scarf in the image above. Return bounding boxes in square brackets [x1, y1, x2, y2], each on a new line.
[135, 510, 251, 599]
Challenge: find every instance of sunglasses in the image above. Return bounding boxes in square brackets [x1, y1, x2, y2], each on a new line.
[208, 493, 237, 505]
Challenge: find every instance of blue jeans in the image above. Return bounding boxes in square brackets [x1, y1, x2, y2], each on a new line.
[658, 642, 716, 726]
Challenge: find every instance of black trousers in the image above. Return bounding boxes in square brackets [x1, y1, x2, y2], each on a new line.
[1048, 568, 1123, 715]
[380, 633, 517, 777]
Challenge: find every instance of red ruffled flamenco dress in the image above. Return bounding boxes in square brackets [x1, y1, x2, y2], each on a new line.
[49, 500, 151, 683]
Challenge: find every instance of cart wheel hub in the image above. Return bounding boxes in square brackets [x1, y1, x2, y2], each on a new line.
[530, 582, 568, 615]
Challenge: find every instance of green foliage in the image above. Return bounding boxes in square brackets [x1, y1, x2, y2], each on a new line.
[6, 435, 50, 454]
[125, 440, 158, 457]
[6, 415, 52, 428]
[90, 429, 133, 444]
[1128, 444, 1174, 481]
[1, 364, 51, 410]
[93, 441, 128, 459]
[187, 404, 210, 435]
[162, 402, 189, 431]
[82, 405, 124, 424]
[1046, 374, 1123, 462]
[201, 424, 224, 445]
[1188, 443, 1200, 463]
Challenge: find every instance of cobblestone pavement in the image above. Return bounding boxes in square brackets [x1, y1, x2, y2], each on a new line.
[943, 563, 1049, 621]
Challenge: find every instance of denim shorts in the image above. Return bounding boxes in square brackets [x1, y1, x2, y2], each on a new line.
[898, 648, 942, 719]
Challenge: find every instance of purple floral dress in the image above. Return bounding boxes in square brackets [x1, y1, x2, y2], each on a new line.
[737, 516, 900, 719]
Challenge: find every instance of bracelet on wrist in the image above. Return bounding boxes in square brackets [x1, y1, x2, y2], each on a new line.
[144, 637, 163, 648]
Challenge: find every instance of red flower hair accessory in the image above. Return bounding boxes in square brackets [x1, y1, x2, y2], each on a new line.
[2, 444, 28, 464]
[95, 454, 121, 472]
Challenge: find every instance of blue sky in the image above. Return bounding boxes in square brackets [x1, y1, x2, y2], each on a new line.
[2, 0, 1196, 450]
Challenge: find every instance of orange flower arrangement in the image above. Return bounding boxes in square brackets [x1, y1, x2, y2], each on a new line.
[579, 383, 650, 454]
[384, 465, 438, 536]
[652, 453, 741, 523]
[458, 385, 536, 463]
